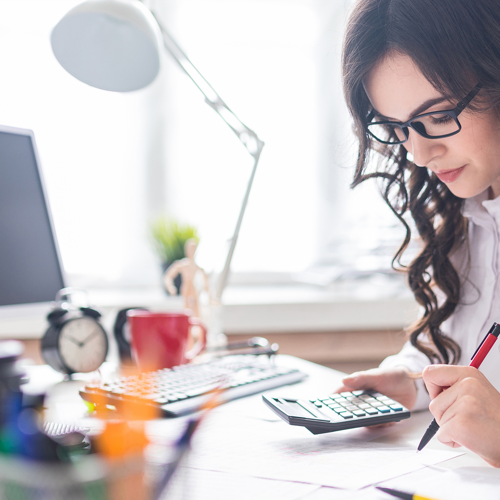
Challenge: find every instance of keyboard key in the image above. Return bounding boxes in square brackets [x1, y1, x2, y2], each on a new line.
[184, 383, 221, 398]
[154, 398, 169, 404]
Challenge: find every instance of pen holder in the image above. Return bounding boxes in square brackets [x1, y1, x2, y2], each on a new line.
[0, 453, 149, 500]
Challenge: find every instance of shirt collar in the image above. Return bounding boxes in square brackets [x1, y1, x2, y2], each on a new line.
[463, 189, 500, 227]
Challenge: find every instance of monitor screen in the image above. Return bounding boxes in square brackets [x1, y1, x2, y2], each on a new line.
[0, 126, 64, 307]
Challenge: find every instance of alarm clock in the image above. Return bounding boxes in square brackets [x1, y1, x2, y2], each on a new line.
[41, 289, 108, 375]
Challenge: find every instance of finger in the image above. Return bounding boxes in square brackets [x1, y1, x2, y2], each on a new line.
[342, 370, 379, 390]
[436, 419, 463, 449]
[428, 383, 460, 424]
[423, 365, 474, 400]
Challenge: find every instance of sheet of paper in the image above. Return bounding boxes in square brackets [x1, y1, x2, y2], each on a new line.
[382, 465, 500, 500]
[159, 468, 320, 500]
[185, 415, 462, 489]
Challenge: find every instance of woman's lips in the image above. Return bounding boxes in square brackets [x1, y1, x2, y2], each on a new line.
[435, 166, 466, 183]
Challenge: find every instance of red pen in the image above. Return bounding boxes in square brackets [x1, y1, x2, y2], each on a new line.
[417, 321, 500, 451]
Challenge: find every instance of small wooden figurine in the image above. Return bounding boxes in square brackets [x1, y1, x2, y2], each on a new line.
[163, 239, 210, 318]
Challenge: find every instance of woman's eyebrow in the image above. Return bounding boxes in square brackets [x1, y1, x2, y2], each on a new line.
[408, 96, 449, 119]
[373, 96, 450, 122]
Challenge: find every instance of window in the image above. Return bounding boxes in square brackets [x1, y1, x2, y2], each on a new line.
[0, 0, 400, 290]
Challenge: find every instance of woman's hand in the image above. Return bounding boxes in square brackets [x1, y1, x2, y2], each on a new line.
[335, 366, 418, 410]
[423, 365, 500, 467]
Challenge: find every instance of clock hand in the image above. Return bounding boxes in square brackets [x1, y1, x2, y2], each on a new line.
[66, 336, 83, 347]
[80, 329, 101, 346]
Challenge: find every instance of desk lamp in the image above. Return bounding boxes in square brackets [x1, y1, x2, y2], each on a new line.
[51, 0, 264, 301]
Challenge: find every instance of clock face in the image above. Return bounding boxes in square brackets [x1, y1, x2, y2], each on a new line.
[58, 317, 108, 373]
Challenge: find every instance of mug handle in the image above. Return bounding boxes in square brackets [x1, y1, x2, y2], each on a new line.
[185, 317, 207, 361]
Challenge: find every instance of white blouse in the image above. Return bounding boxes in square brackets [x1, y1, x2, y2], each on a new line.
[380, 189, 500, 410]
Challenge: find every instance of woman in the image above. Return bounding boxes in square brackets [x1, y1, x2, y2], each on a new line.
[337, 0, 500, 467]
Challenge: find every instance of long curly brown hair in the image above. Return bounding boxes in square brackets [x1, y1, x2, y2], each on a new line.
[342, 0, 500, 364]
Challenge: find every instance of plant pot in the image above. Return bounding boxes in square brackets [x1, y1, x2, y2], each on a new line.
[161, 261, 182, 296]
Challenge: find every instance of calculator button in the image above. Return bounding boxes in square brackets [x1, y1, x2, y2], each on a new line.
[309, 399, 317, 403]
[345, 405, 357, 411]
[358, 403, 371, 409]
[383, 399, 397, 406]
[377, 406, 390, 413]
[314, 402, 323, 408]
[317, 406, 344, 421]
[322, 399, 335, 405]
[365, 409, 378, 415]
[370, 401, 384, 407]
[339, 412, 354, 419]
[371, 392, 384, 397]
[390, 405, 403, 411]
[358, 394, 371, 400]
[340, 392, 352, 397]
[364, 398, 377, 403]
[352, 390, 364, 396]
[330, 405, 342, 410]
[352, 410, 366, 417]
[329, 393, 341, 399]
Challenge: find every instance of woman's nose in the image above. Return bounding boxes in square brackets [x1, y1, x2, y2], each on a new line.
[406, 129, 446, 167]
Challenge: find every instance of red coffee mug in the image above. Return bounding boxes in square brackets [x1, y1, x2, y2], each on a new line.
[127, 310, 207, 371]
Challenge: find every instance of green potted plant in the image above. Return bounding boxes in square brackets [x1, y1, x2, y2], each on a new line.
[150, 217, 199, 294]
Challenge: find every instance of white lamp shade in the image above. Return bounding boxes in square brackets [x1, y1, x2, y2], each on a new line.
[51, 0, 161, 92]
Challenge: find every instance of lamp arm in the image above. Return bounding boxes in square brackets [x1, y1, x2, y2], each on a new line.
[150, 9, 265, 300]
[151, 10, 264, 159]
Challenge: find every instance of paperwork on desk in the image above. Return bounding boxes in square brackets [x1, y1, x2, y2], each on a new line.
[381, 464, 500, 500]
[162, 469, 320, 500]
[185, 415, 462, 490]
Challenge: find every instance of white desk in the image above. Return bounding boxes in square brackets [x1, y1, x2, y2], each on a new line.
[30, 356, 498, 499]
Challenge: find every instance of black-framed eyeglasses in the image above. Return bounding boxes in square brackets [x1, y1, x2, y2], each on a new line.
[366, 83, 483, 145]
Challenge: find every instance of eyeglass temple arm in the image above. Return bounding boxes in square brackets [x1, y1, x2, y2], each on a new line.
[455, 82, 483, 114]
[149, 8, 265, 301]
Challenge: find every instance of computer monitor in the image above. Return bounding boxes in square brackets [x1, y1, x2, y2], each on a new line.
[0, 125, 65, 321]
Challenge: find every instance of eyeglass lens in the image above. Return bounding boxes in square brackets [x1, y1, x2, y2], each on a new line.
[368, 112, 459, 144]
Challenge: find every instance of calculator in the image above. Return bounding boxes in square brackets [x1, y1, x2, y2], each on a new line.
[263, 390, 410, 434]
